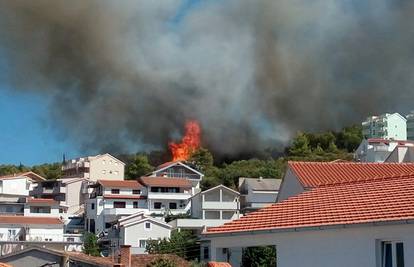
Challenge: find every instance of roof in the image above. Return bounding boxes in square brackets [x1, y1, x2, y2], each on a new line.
[0, 172, 45, 182]
[98, 179, 143, 189]
[121, 216, 172, 229]
[26, 198, 58, 205]
[241, 178, 281, 191]
[103, 194, 146, 200]
[0, 247, 113, 267]
[385, 146, 414, 163]
[0, 216, 63, 225]
[138, 177, 192, 188]
[288, 161, 414, 188]
[204, 173, 414, 235]
[367, 138, 414, 145]
[154, 161, 204, 177]
[197, 184, 239, 196]
[207, 262, 232, 267]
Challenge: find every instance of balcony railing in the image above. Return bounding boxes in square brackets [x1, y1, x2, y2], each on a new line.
[103, 208, 147, 216]
[147, 192, 191, 200]
[202, 201, 239, 210]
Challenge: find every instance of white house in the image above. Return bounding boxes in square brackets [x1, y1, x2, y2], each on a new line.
[385, 145, 414, 163]
[277, 161, 414, 202]
[354, 138, 414, 162]
[138, 176, 193, 216]
[85, 180, 147, 234]
[238, 177, 281, 213]
[24, 197, 63, 218]
[62, 153, 125, 181]
[406, 111, 414, 140]
[169, 185, 240, 231]
[202, 173, 414, 267]
[362, 112, 407, 140]
[149, 161, 204, 190]
[113, 212, 172, 255]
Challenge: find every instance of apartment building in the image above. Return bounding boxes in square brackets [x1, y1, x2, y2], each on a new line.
[238, 177, 281, 213]
[85, 180, 147, 234]
[62, 153, 125, 181]
[406, 111, 414, 140]
[362, 113, 407, 140]
[355, 138, 414, 162]
[170, 185, 240, 232]
[138, 176, 193, 216]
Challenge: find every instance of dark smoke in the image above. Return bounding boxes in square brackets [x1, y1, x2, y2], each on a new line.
[1, 0, 414, 157]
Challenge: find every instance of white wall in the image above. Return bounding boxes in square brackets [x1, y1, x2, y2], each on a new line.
[0, 178, 30, 196]
[89, 155, 125, 181]
[208, 223, 414, 267]
[277, 169, 304, 202]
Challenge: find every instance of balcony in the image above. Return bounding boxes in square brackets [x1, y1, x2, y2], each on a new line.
[202, 201, 239, 210]
[147, 192, 191, 200]
[103, 208, 147, 216]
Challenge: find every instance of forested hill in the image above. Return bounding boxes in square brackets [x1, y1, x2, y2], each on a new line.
[0, 125, 362, 189]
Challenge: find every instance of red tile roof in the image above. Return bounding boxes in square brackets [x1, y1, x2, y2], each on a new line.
[207, 262, 232, 267]
[0, 216, 63, 225]
[288, 161, 414, 187]
[138, 177, 192, 188]
[103, 194, 146, 199]
[27, 198, 58, 205]
[205, 174, 414, 234]
[98, 180, 143, 189]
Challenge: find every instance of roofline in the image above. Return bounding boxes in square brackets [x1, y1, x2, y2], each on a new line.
[198, 184, 240, 196]
[118, 211, 146, 223]
[201, 218, 414, 238]
[94, 153, 126, 165]
[121, 216, 172, 229]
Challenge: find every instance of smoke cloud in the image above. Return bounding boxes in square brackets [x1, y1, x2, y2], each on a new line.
[1, 0, 414, 157]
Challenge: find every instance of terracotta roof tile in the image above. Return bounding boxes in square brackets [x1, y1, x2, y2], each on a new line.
[27, 197, 58, 205]
[65, 252, 113, 267]
[205, 174, 414, 234]
[288, 161, 414, 187]
[0, 172, 45, 181]
[98, 180, 143, 189]
[0, 216, 63, 225]
[138, 177, 192, 188]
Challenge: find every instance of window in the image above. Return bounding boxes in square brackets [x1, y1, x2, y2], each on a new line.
[111, 189, 120, 194]
[113, 202, 126, 208]
[102, 170, 106, 174]
[139, 240, 147, 248]
[102, 160, 106, 165]
[91, 203, 95, 210]
[30, 206, 51, 214]
[133, 202, 138, 208]
[154, 202, 162, 209]
[132, 190, 141, 195]
[145, 222, 151, 230]
[381, 241, 405, 267]
[203, 246, 209, 260]
[169, 202, 177, 210]
[105, 223, 112, 229]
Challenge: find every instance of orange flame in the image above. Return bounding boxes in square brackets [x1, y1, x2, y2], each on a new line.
[169, 120, 201, 161]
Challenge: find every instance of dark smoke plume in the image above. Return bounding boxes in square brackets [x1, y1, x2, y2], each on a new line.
[1, 0, 414, 157]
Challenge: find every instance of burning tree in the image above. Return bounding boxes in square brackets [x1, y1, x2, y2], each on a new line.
[169, 120, 201, 161]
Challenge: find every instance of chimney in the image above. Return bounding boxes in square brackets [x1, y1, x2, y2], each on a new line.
[119, 245, 131, 267]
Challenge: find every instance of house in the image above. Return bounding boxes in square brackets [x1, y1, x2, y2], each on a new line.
[238, 177, 281, 213]
[85, 180, 147, 234]
[62, 153, 125, 181]
[362, 112, 407, 140]
[149, 161, 204, 190]
[109, 212, 172, 255]
[385, 145, 414, 163]
[24, 197, 63, 217]
[169, 185, 240, 232]
[354, 138, 414, 162]
[277, 161, 414, 202]
[0, 172, 45, 216]
[138, 176, 193, 216]
[406, 111, 414, 140]
[202, 173, 414, 267]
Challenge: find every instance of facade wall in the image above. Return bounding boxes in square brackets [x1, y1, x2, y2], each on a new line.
[65, 180, 84, 214]
[277, 169, 304, 202]
[24, 205, 60, 217]
[0, 204, 24, 215]
[209, 223, 414, 267]
[0, 178, 29, 196]
[89, 155, 125, 181]
[362, 113, 407, 140]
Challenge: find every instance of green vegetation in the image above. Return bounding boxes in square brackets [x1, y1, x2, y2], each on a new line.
[0, 162, 62, 180]
[242, 246, 277, 267]
[146, 230, 200, 261]
[82, 232, 100, 256]
[125, 153, 154, 179]
[147, 257, 178, 267]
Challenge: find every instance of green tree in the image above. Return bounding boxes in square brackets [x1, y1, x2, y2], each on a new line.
[289, 132, 311, 156]
[189, 148, 214, 173]
[147, 257, 178, 267]
[83, 232, 100, 256]
[147, 230, 199, 260]
[242, 246, 277, 267]
[126, 154, 154, 179]
[31, 163, 62, 180]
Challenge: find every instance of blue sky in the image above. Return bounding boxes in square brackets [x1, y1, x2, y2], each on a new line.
[0, 0, 202, 166]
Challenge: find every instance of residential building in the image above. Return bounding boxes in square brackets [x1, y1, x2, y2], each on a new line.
[62, 153, 125, 181]
[354, 138, 414, 162]
[149, 161, 204, 190]
[85, 180, 147, 234]
[202, 173, 414, 267]
[277, 161, 414, 202]
[385, 145, 414, 162]
[109, 212, 172, 255]
[170, 185, 241, 232]
[406, 111, 414, 140]
[24, 198, 63, 217]
[361, 112, 407, 140]
[238, 177, 281, 213]
[138, 177, 192, 216]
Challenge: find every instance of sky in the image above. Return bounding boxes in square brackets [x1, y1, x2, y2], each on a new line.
[0, 0, 201, 166]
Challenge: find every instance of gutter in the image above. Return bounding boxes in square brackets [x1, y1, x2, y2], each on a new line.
[200, 219, 414, 239]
